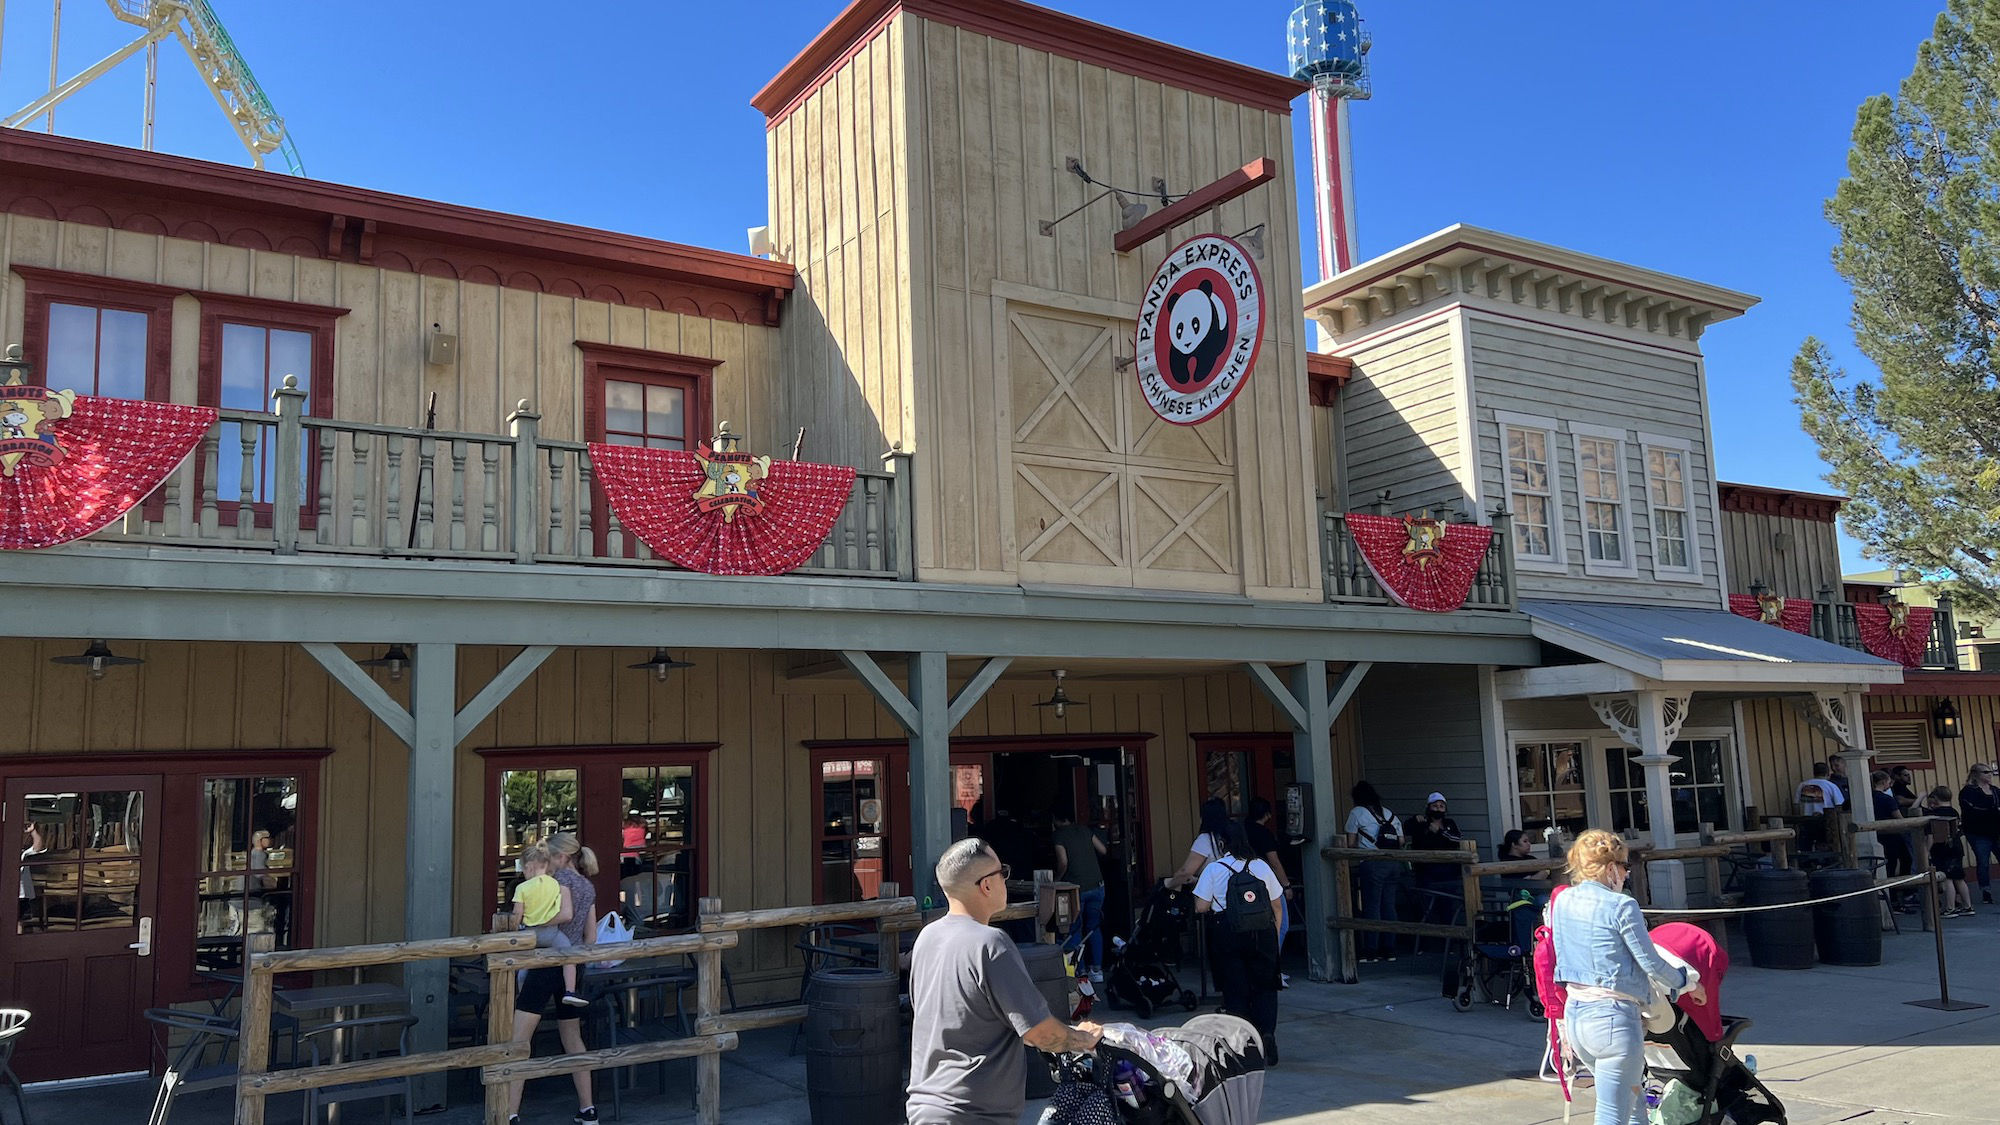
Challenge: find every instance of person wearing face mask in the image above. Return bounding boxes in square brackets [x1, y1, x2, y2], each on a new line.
[1409, 792, 1464, 934]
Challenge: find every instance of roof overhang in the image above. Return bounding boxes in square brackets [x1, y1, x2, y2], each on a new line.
[1519, 600, 1904, 691]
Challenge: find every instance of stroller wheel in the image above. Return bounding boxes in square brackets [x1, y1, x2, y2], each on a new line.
[1180, 990, 1199, 1012]
[1134, 995, 1154, 1019]
[1528, 997, 1546, 1020]
[1451, 988, 1473, 1012]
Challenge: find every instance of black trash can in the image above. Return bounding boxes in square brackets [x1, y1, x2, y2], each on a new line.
[1742, 868, 1814, 969]
[1017, 942, 1072, 1098]
[1810, 867, 1882, 966]
[803, 968, 904, 1125]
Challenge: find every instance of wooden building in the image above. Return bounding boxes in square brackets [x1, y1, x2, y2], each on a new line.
[0, 0, 1539, 1085]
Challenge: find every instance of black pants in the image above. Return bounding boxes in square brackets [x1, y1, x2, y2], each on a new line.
[1206, 918, 1280, 1063]
[1885, 837, 1914, 903]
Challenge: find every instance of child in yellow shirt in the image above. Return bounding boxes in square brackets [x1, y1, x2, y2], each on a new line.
[512, 844, 586, 1007]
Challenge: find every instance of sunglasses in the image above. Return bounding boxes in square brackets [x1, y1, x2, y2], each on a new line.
[976, 863, 1012, 887]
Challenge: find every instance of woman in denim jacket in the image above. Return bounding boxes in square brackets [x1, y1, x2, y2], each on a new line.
[1550, 829, 1706, 1125]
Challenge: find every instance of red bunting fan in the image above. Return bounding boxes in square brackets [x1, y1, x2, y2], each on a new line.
[587, 442, 856, 576]
[1727, 593, 1813, 635]
[1345, 513, 1495, 612]
[1851, 602, 1934, 668]
[0, 393, 218, 550]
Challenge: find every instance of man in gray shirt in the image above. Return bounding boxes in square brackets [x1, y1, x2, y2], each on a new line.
[907, 838, 1103, 1124]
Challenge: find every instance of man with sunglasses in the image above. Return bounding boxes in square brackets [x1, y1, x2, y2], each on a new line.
[908, 838, 1104, 1124]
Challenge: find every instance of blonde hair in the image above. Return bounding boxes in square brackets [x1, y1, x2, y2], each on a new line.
[519, 843, 553, 873]
[1566, 828, 1629, 886]
[546, 832, 599, 878]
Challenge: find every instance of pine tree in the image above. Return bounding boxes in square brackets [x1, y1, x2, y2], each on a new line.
[1794, 0, 2000, 613]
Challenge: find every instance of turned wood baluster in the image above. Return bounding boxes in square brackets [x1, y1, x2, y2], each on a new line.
[385, 437, 405, 549]
[414, 434, 438, 550]
[546, 450, 566, 556]
[576, 456, 596, 557]
[449, 438, 469, 550]
[236, 421, 259, 540]
[314, 428, 336, 545]
[199, 433, 221, 536]
[351, 432, 373, 547]
[480, 441, 501, 552]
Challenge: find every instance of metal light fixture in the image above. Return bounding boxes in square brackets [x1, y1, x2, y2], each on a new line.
[359, 644, 411, 683]
[630, 648, 694, 683]
[51, 639, 143, 681]
[1, 342, 31, 385]
[1933, 699, 1964, 740]
[1033, 669, 1087, 719]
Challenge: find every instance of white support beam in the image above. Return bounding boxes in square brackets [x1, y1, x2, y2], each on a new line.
[946, 656, 1013, 728]
[909, 652, 953, 903]
[303, 642, 415, 745]
[1244, 662, 1309, 730]
[405, 641, 456, 1108]
[453, 645, 557, 744]
[1326, 660, 1372, 719]
[837, 650, 920, 732]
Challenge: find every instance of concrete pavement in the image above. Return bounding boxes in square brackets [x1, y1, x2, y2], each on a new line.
[29, 912, 1999, 1123]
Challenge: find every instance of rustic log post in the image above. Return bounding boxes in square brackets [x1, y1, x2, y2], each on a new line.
[1329, 833, 1357, 983]
[696, 896, 727, 1125]
[486, 942, 518, 1125]
[1457, 839, 1482, 952]
[1700, 823, 1723, 905]
[878, 882, 902, 969]
[235, 939, 277, 1125]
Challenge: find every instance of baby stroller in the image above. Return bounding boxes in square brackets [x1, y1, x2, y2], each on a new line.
[1106, 882, 1200, 1018]
[1447, 891, 1544, 1016]
[1042, 1014, 1265, 1125]
[1643, 1009, 1786, 1125]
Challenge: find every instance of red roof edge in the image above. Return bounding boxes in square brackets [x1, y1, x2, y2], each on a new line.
[1716, 481, 1845, 524]
[753, 0, 1307, 125]
[1869, 670, 2000, 697]
[1307, 352, 1352, 407]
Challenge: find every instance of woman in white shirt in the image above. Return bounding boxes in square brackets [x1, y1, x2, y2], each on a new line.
[1342, 781, 1404, 963]
[1191, 820, 1284, 1063]
[1167, 799, 1233, 890]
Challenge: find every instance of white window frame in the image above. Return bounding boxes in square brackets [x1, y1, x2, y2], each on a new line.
[1637, 431, 1703, 583]
[1507, 727, 1738, 842]
[1598, 730, 1736, 839]
[1570, 421, 1636, 578]
[1495, 410, 1565, 573]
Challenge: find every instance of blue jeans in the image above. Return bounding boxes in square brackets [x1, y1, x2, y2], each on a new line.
[1566, 998, 1647, 1125]
[1357, 860, 1400, 957]
[1063, 886, 1106, 971]
[1969, 834, 1997, 891]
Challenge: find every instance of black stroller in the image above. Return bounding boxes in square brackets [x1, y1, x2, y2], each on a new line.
[1105, 881, 1200, 1018]
[1642, 1009, 1786, 1125]
[1447, 892, 1544, 1016]
[1043, 1014, 1266, 1124]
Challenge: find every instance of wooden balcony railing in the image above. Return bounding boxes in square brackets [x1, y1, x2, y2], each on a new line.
[1320, 509, 1517, 612]
[1806, 592, 1961, 670]
[85, 378, 917, 581]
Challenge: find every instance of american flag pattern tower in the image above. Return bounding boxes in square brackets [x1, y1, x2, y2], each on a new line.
[1287, 1, 1372, 278]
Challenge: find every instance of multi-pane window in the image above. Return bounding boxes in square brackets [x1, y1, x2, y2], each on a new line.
[16, 788, 143, 934]
[818, 759, 889, 904]
[44, 303, 151, 399]
[1515, 742, 1588, 838]
[602, 378, 690, 450]
[216, 322, 315, 507]
[193, 776, 302, 970]
[1578, 436, 1626, 565]
[1646, 446, 1692, 572]
[494, 767, 580, 910]
[1602, 739, 1728, 835]
[621, 765, 697, 929]
[1505, 426, 1557, 559]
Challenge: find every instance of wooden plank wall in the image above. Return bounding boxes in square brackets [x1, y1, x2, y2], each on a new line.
[766, 22, 915, 473]
[0, 214, 786, 451]
[1338, 316, 1463, 519]
[1468, 315, 1721, 607]
[887, 16, 1319, 595]
[1740, 694, 2000, 821]
[1718, 509, 1843, 603]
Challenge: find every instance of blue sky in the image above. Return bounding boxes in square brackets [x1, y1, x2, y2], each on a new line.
[0, 1, 1943, 569]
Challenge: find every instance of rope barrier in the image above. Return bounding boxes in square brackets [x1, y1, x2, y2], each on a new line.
[1636, 873, 1932, 917]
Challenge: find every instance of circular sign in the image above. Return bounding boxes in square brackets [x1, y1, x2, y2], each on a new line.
[1133, 234, 1264, 426]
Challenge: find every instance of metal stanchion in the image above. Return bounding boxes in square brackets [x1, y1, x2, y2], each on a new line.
[1907, 871, 1985, 1012]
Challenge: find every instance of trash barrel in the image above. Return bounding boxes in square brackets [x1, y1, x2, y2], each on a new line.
[1810, 867, 1881, 966]
[1018, 942, 1072, 1098]
[1741, 868, 1814, 969]
[803, 968, 904, 1125]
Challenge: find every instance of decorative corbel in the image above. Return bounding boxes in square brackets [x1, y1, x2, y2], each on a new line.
[1795, 692, 1858, 748]
[1589, 691, 1692, 747]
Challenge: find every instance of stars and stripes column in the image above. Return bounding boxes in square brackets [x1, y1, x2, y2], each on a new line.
[1287, 1, 1373, 278]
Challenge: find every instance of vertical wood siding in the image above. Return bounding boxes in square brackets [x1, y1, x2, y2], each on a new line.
[1718, 509, 1844, 602]
[1741, 695, 2000, 823]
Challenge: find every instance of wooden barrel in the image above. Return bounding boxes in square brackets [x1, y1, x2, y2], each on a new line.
[1018, 942, 1071, 1098]
[804, 968, 904, 1125]
[1742, 868, 1814, 969]
[1809, 867, 1881, 966]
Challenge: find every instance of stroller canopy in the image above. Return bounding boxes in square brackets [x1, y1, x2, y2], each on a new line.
[1651, 921, 1726, 1042]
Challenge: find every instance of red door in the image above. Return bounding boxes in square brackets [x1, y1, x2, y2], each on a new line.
[3, 775, 162, 1080]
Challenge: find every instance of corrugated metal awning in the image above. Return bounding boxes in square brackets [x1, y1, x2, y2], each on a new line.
[1521, 599, 1904, 687]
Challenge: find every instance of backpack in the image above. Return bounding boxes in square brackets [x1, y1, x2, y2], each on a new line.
[1219, 859, 1274, 935]
[1368, 808, 1402, 850]
[1533, 885, 1573, 1106]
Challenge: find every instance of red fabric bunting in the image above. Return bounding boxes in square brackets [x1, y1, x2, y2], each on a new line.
[1727, 593, 1813, 635]
[588, 443, 856, 576]
[0, 394, 217, 550]
[1852, 602, 1935, 668]
[1345, 513, 1495, 612]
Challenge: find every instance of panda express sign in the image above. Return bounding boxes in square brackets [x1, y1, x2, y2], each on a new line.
[1133, 233, 1264, 426]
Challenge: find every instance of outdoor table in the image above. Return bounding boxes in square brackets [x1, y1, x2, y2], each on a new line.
[276, 983, 409, 1124]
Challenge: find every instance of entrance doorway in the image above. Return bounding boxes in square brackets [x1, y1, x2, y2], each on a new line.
[2, 775, 161, 1080]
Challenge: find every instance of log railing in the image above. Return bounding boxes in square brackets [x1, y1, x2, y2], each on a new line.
[87, 379, 916, 582]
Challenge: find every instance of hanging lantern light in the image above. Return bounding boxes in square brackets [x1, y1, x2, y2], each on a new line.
[630, 648, 694, 683]
[51, 639, 143, 681]
[359, 644, 412, 683]
[1933, 698, 1964, 740]
[1033, 669, 1087, 719]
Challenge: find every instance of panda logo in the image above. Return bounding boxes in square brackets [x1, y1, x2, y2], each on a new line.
[1165, 279, 1230, 389]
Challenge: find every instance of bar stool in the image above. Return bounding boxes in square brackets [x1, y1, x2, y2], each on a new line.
[0, 1009, 28, 1125]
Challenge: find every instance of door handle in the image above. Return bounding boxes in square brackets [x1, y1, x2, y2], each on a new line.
[128, 916, 153, 956]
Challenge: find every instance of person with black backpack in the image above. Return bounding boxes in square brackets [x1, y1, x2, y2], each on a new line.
[1343, 780, 1405, 963]
[1191, 820, 1284, 1064]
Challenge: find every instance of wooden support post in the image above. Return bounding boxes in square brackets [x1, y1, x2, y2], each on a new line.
[878, 882, 902, 969]
[485, 947, 518, 1125]
[271, 376, 307, 555]
[406, 641, 457, 1108]
[1330, 835, 1357, 984]
[1458, 839, 1482, 950]
[506, 402, 541, 565]
[908, 652, 952, 904]
[234, 953, 276, 1125]
[696, 938, 725, 1124]
[1700, 823, 1723, 905]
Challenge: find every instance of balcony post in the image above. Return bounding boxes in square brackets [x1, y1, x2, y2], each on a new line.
[271, 376, 308, 555]
[507, 401, 542, 566]
[1935, 593, 1959, 670]
[1490, 508, 1517, 610]
[883, 445, 916, 582]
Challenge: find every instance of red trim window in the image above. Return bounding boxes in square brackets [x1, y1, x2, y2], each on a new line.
[14, 265, 176, 401]
[197, 295, 341, 528]
[579, 342, 717, 556]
